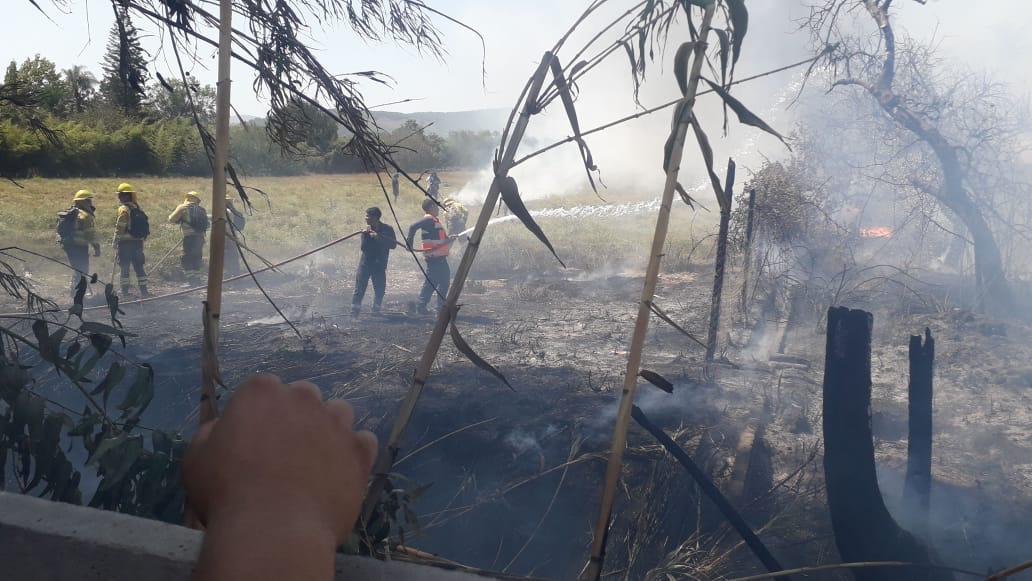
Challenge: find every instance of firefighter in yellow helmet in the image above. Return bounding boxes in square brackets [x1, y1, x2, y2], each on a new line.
[224, 194, 247, 276]
[168, 191, 209, 284]
[56, 189, 101, 295]
[114, 183, 151, 297]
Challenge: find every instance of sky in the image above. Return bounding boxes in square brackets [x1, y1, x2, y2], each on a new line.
[4, 0, 1031, 199]
[6, 0, 1030, 116]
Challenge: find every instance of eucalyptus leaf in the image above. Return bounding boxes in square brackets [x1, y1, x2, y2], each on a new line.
[87, 432, 128, 467]
[90, 362, 125, 406]
[99, 434, 144, 491]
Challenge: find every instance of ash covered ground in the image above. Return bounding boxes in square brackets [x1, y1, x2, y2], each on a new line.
[19, 253, 1031, 579]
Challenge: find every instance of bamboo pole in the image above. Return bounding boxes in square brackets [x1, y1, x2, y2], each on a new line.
[581, 4, 717, 579]
[360, 52, 556, 524]
[199, 0, 233, 425]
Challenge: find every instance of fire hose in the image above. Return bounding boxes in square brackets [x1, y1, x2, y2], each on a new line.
[81, 230, 367, 311]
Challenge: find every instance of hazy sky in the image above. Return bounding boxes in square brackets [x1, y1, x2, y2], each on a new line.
[5, 0, 1030, 117]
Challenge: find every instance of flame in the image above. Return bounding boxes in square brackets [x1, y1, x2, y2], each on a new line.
[860, 226, 893, 239]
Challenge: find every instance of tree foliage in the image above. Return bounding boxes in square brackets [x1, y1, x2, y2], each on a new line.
[0, 267, 185, 521]
[99, 6, 149, 115]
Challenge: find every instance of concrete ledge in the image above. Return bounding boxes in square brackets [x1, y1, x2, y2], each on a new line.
[0, 492, 488, 581]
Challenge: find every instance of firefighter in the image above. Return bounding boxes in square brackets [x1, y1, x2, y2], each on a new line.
[406, 198, 455, 314]
[114, 183, 151, 297]
[351, 207, 397, 315]
[57, 189, 101, 295]
[427, 171, 441, 200]
[225, 195, 246, 276]
[168, 191, 210, 284]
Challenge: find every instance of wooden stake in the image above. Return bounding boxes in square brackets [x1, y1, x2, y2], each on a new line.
[706, 158, 735, 361]
[581, 5, 717, 579]
[361, 52, 556, 525]
[904, 328, 934, 530]
[199, 0, 233, 425]
[740, 187, 757, 313]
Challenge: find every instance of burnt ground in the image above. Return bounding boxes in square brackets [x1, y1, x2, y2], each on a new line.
[20, 258, 1032, 579]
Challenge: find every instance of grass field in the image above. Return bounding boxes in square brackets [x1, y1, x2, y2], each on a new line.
[1, 172, 719, 293]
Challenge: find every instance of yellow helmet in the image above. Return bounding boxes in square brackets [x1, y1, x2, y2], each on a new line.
[72, 189, 94, 201]
[116, 183, 135, 194]
[185, 191, 201, 203]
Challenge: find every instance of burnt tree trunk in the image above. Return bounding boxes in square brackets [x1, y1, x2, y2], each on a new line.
[822, 307, 951, 581]
[904, 328, 934, 528]
[740, 188, 757, 313]
[706, 159, 735, 361]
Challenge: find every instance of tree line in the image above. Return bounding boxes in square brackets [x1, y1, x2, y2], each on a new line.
[0, 9, 496, 179]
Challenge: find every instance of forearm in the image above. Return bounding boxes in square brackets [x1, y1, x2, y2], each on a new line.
[194, 506, 337, 581]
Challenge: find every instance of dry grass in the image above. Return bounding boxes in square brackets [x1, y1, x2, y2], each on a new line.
[1, 173, 720, 291]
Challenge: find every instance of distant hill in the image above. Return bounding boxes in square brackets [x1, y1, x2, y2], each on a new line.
[372, 108, 508, 134]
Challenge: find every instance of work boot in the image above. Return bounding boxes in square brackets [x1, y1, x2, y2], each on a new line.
[371, 303, 382, 315]
[350, 305, 360, 317]
[140, 286, 152, 298]
[416, 303, 430, 315]
[121, 285, 130, 297]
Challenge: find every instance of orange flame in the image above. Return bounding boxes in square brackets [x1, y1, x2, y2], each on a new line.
[860, 226, 893, 239]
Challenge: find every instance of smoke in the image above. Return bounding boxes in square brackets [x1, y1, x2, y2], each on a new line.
[449, 3, 813, 207]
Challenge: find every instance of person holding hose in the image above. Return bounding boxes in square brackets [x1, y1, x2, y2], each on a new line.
[406, 198, 455, 315]
[168, 191, 210, 284]
[351, 207, 397, 315]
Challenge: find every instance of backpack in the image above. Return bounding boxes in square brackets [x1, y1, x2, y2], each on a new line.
[188, 204, 210, 233]
[56, 207, 79, 245]
[128, 206, 151, 239]
[228, 208, 246, 232]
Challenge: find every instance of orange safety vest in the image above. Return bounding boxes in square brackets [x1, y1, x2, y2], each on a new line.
[421, 215, 450, 258]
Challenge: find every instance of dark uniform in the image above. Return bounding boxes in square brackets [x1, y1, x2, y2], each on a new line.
[352, 222, 397, 313]
[407, 214, 451, 312]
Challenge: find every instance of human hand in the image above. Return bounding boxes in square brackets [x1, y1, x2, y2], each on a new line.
[183, 375, 378, 546]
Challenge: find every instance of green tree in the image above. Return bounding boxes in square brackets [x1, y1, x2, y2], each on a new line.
[148, 76, 215, 123]
[14, 55, 67, 114]
[4, 61, 17, 85]
[99, 7, 149, 115]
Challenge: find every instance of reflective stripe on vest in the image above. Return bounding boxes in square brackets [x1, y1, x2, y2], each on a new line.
[420, 215, 450, 258]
